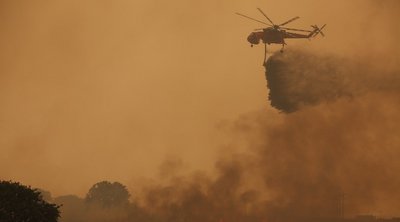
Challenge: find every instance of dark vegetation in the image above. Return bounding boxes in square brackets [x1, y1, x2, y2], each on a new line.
[85, 181, 130, 207]
[0, 180, 60, 222]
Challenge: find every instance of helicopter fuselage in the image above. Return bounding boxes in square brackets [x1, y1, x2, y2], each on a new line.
[264, 28, 287, 44]
[247, 27, 311, 46]
[247, 28, 284, 45]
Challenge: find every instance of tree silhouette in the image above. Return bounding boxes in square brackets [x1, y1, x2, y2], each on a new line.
[0, 180, 60, 222]
[85, 181, 130, 208]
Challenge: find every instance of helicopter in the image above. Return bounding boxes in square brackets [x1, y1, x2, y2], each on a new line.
[236, 8, 325, 60]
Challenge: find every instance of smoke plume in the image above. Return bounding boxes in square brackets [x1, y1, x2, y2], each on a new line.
[264, 49, 400, 112]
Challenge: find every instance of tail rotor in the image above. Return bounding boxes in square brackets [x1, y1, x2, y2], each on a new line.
[311, 24, 326, 37]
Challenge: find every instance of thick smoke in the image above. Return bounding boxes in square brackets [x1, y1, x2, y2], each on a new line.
[252, 92, 400, 219]
[264, 49, 400, 112]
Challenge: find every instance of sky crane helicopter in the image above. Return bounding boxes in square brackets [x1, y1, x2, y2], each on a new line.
[236, 8, 325, 62]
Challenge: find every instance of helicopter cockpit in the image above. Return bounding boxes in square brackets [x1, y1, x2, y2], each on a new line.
[247, 32, 262, 47]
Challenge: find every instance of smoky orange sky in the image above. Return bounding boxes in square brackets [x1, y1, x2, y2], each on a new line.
[1, 0, 399, 198]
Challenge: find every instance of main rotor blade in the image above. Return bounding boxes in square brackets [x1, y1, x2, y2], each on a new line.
[235, 12, 272, 26]
[279, 16, 300, 26]
[256, 8, 275, 25]
[280, 27, 312, 32]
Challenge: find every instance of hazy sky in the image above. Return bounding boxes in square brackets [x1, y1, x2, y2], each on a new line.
[1, 0, 398, 196]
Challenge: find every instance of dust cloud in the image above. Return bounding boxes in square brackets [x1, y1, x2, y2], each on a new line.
[1, 0, 400, 221]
